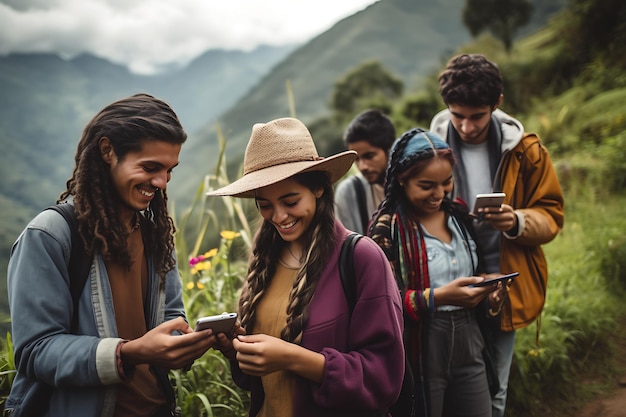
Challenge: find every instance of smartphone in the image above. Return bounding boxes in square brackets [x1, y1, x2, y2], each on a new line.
[473, 192, 506, 211]
[194, 312, 238, 333]
[470, 272, 519, 287]
[471, 192, 506, 218]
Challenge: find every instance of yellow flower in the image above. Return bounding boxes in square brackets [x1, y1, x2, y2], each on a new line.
[527, 348, 545, 357]
[190, 268, 198, 275]
[186, 282, 195, 290]
[220, 230, 241, 241]
[196, 282, 205, 289]
[204, 248, 218, 258]
[196, 261, 211, 271]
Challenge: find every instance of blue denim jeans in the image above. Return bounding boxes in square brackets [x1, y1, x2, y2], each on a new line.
[426, 309, 492, 417]
[490, 328, 516, 417]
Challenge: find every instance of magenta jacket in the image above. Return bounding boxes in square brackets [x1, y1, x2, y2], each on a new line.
[231, 221, 405, 417]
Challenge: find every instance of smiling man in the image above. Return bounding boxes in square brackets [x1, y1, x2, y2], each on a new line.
[5, 94, 216, 417]
[430, 54, 564, 417]
[334, 109, 396, 234]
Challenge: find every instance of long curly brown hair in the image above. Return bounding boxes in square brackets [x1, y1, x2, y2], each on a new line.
[238, 171, 337, 344]
[58, 93, 187, 280]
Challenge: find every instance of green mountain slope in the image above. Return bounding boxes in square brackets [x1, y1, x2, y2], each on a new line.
[0, 45, 295, 320]
[171, 0, 566, 202]
[0, 0, 566, 320]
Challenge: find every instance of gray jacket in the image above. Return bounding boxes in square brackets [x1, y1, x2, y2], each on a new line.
[334, 174, 378, 235]
[5, 208, 186, 417]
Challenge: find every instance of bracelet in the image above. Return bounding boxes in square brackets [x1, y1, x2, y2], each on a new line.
[116, 340, 136, 381]
[404, 290, 420, 321]
[488, 302, 504, 316]
[429, 287, 435, 313]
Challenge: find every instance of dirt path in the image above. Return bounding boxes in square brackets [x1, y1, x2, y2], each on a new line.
[577, 378, 626, 417]
[575, 316, 626, 417]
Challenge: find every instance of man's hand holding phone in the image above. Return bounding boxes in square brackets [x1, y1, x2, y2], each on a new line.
[471, 192, 517, 232]
[471, 192, 505, 220]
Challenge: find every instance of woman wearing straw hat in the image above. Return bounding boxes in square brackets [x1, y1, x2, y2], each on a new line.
[207, 117, 404, 417]
[369, 128, 507, 417]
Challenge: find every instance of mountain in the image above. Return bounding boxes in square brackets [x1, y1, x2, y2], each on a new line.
[0, 44, 295, 321]
[0, 44, 296, 219]
[0, 0, 566, 319]
[171, 0, 567, 201]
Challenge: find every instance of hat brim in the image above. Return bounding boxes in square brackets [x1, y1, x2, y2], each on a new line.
[206, 151, 356, 198]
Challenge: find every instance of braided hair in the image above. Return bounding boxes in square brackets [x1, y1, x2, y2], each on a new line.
[371, 128, 454, 225]
[238, 171, 337, 344]
[58, 93, 187, 280]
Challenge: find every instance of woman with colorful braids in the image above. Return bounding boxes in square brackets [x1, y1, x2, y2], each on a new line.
[369, 128, 506, 417]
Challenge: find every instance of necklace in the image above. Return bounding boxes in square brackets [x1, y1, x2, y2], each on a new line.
[286, 245, 302, 264]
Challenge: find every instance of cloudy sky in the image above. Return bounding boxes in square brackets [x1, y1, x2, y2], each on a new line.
[0, 0, 379, 74]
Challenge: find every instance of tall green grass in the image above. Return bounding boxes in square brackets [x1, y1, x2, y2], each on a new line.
[507, 168, 626, 415]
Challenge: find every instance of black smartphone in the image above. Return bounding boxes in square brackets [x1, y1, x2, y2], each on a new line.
[194, 312, 238, 333]
[470, 272, 519, 287]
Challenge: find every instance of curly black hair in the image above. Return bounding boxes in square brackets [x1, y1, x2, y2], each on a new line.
[58, 93, 187, 280]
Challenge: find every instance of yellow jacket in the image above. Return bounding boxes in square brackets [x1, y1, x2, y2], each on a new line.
[498, 133, 564, 331]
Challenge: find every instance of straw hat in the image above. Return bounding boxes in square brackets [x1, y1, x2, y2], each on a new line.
[206, 117, 357, 198]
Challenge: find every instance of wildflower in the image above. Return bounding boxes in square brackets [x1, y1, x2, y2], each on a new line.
[196, 261, 211, 271]
[527, 348, 545, 357]
[204, 248, 218, 258]
[220, 230, 241, 240]
[186, 282, 195, 290]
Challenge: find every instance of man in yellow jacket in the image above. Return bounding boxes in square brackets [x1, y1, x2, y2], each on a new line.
[430, 54, 565, 417]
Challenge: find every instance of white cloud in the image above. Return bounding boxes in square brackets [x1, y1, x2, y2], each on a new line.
[0, 0, 378, 74]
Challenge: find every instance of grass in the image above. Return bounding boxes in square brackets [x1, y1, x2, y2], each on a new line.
[506, 179, 626, 416]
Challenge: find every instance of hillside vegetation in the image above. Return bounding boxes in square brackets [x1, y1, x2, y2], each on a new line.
[0, 0, 564, 322]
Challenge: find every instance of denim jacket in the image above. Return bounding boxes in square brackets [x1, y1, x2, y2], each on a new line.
[5, 208, 186, 417]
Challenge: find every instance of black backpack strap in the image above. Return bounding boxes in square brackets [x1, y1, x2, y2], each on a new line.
[349, 176, 370, 234]
[45, 203, 91, 333]
[338, 232, 363, 316]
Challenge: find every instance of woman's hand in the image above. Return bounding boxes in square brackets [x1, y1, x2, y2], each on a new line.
[434, 276, 494, 308]
[485, 274, 513, 313]
[213, 322, 246, 360]
[233, 333, 325, 382]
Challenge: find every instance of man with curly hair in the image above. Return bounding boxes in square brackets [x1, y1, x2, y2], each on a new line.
[430, 54, 564, 417]
[6, 94, 215, 417]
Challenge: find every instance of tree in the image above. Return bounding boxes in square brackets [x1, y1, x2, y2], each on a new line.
[330, 61, 403, 116]
[462, 0, 534, 53]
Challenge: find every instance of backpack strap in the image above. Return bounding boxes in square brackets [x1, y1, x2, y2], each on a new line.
[45, 203, 91, 333]
[338, 232, 362, 316]
[349, 176, 370, 234]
